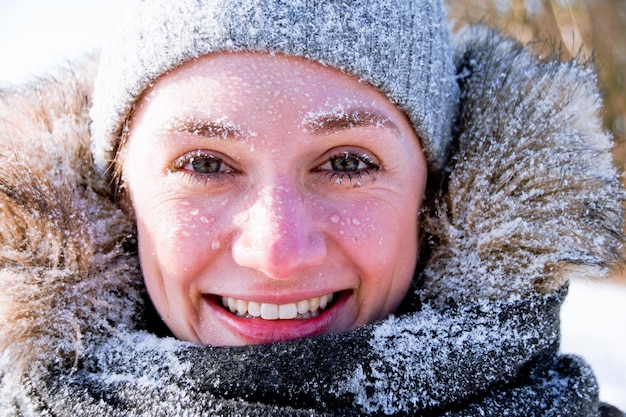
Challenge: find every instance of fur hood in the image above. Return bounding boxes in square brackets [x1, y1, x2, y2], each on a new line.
[0, 27, 623, 416]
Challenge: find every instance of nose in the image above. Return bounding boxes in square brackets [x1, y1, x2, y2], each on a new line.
[232, 184, 327, 279]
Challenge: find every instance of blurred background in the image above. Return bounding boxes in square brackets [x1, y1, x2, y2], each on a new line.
[447, 0, 626, 173]
[0, 0, 624, 410]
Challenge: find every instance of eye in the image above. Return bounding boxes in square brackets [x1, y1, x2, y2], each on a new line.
[319, 151, 380, 173]
[169, 150, 236, 180]
[188, 155, 225, 173]
[327, 153, 365, 172]
[316, 150, 382, 186]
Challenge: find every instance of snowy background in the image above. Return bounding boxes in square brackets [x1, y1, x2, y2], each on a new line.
[0, 0, 624, 410]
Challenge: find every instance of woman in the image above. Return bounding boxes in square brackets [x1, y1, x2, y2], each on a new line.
[0, 0, 623, 415]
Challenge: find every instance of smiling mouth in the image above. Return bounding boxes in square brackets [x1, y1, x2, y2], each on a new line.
[220, 293, 335, 320]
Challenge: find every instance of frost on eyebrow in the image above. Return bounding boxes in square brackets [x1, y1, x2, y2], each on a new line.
[159, 115, 256, 141]
[301, 105, 398, 135]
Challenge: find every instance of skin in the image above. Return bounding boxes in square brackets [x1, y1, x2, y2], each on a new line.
[122, 52, 428, 346]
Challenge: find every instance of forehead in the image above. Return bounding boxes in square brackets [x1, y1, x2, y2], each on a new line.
[160, 52, 365, 90]
[139, 52, 402, 120]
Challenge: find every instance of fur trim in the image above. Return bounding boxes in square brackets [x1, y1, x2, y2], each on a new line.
[0, 58, 143, 378]
[420, 27, 624, 301]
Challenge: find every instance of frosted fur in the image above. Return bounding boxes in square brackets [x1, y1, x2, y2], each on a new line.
[0, 29, 623, 416]
[420, 26, 623, 302]
[90, 0, 458, 174]
[0, 59, 143, 376]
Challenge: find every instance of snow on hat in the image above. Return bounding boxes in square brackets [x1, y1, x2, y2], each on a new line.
[90, 0, 459, 174]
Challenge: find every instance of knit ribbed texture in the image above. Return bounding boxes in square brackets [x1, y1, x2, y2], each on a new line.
[89, 0, 459, 174]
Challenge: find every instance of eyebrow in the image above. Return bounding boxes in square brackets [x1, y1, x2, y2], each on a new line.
[159, 108, 399, 140]
[302, 108, 400, 136]
[160, 117, 248, 141]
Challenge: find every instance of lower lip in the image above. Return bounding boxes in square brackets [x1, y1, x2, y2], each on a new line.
[204, 292, 349, 344]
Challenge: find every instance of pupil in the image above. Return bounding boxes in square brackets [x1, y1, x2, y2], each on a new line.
[191, 158, 221, 173]
[331, 156, 359, 172]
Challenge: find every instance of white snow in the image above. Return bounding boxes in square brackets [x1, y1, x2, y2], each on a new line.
[561, 278, 626, 410]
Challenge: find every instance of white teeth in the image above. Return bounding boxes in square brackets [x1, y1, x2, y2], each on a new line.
[260, 303, 279, 320]
[296, 300, 309, 314]
[221, 293, 334, 320]
[227, 297, 237, 313]
[236, 299, 247, 316]
[278, 303, 298, 319]
[248, 301, 261, 317]
[309, 296, 320, 311]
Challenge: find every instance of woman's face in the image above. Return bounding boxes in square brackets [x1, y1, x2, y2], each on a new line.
[123, 52, 427, 346]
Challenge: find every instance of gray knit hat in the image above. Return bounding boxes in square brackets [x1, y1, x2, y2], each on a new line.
[90, 0, 459, 174]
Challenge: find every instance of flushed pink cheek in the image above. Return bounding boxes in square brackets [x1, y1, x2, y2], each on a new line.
[326, 197, 402, 242]
[331, 206, 415, 317]
[153, 207, 225, 276]
[326, 207, 398, 267]
[326, 199, 417, 305]
[328, 211, 377, 244]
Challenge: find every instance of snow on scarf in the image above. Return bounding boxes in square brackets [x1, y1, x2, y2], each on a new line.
[0, 28, 623, 416]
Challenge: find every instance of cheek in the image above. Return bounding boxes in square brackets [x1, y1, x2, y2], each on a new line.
[326, 198, 419, 275]
[325, 197, 418, 324]
[327, 205, 384, 251]
[136, 200, 227, 283]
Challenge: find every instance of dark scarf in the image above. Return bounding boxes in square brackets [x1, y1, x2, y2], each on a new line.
[32, 288, 601, 416]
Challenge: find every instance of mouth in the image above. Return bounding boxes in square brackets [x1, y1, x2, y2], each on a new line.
[205, 290, 349, 344]
[220, 293, 336, 320]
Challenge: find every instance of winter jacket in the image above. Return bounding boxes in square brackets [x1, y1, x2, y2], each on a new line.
[0, 27, 623, 417]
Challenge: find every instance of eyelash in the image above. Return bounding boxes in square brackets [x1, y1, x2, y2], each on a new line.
[315, 151, 382, 186]
[169, 150, 382, 187]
